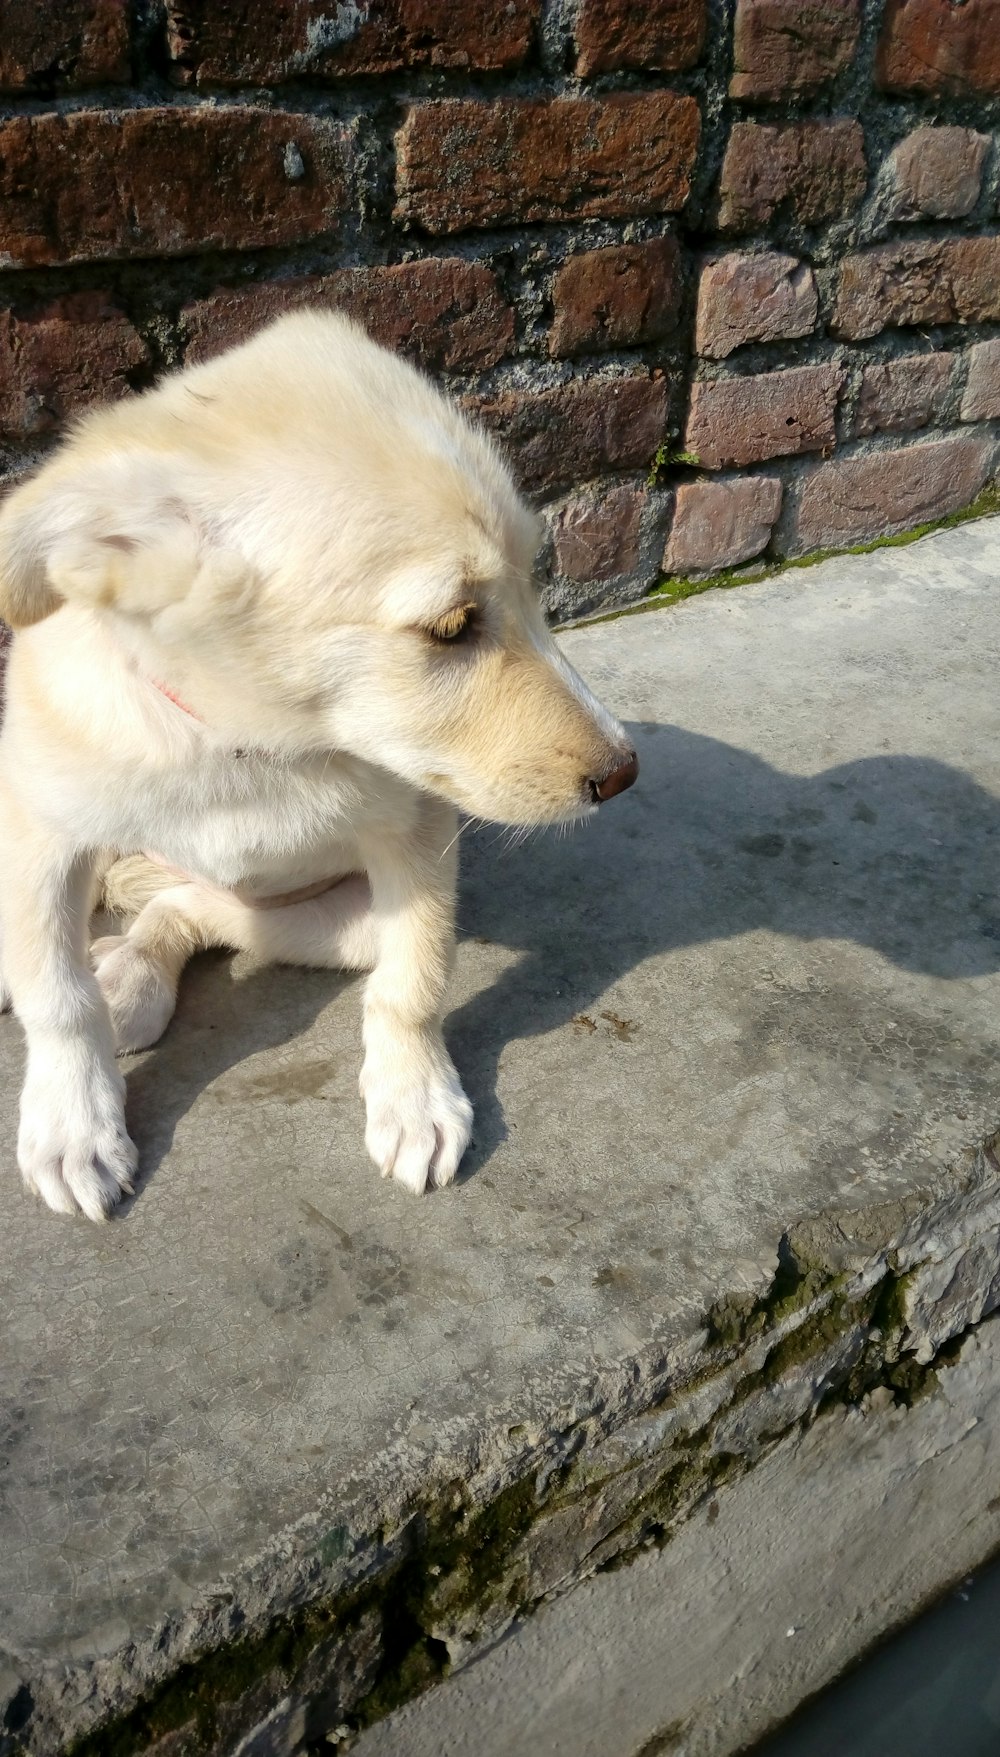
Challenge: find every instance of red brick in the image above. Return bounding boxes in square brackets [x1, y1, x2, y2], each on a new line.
[167, 0, 538, 85]
[575, 0, 707, 75]
[833, 237, 1000, 341]
[695, 252, 817, 359]
[886, 126, 989, 222]
[718, 120, 866, 232]
[961, 340, 1000, 421]
[685, 365, 842, 470]
[0, 109, 348, 269]
[663, 474, 782, 574]
[395, 95, 700, 235]
[0, 0, 128, 90]
[182, 261, 514, 373]
[792, 434, 991, 552]
[853, 355, 953, 438]
[550, 239, 682, 359]
[0, 293, 148, 437]
[730, 0, 859, 100]
[467, 376, 670, 493]
[877, 0, 1000, 97]
[550, 484, 645, 582]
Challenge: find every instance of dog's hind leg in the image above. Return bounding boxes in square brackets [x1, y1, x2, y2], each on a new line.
[92, 873, 378, 1052]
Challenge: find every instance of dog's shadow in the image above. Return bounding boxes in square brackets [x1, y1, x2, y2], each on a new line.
[119, 720, 1000, 1201]
[451, 720, 1000, 1173]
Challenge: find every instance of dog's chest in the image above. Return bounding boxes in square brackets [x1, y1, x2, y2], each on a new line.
[118, 747, 404, 892]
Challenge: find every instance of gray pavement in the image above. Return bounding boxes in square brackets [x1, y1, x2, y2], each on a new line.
[2, 519, 1000, 1755]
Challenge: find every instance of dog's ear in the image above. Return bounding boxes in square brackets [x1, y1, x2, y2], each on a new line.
[0, 449, 242, 630]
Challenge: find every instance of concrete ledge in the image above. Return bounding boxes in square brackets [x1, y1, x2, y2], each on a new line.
[2, 521, 1000, 1756]
[355, 1316, 1000, 1757]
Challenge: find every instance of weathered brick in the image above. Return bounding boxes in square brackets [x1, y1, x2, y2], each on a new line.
[0, 109, 348, 268]
[695, 252, 817, 359]
[467, 376, 670, 494]
[167, 0, 538, 85]
[718, 120, 866, 232]
[395, 95, 700, 234]
[663, 474, 782, 574]
[550, 484, 645, 582]
[550, 239, 682, 359]
[792, 434, 992, 551]
[877, 0, 1000, 97]
[886, 126, 989, 221]
[685, 365, 842, 470]
[961, 340, 1000, 421]
[0, 0, 128, 90]
[730, 0, 859, 100]
[575, 0, 707, 75]
[833, 237, 1000, 341]
[182, 261, 514, 373]
[853, 355, 953, 438]
[0, 293, 148, 436]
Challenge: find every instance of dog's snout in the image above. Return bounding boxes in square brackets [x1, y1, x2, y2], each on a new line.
[590, 749, 639, 804]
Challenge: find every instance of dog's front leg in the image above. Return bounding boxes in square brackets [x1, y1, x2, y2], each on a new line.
[359, 795, 472, 1195]
[0, 784, 136, 1221]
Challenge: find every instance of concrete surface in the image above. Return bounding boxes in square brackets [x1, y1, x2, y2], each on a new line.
[2, 518, 1000, 1755]
[755, 1537, 1000, 1757]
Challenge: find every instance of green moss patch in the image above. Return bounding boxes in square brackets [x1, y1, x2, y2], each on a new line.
[567, 483, 1000, 632]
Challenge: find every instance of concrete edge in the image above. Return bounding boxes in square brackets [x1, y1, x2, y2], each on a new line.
[553, 487, 1000, 633]
[5, 1129, 999, 1757]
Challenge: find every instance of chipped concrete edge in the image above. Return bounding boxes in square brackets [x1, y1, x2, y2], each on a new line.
[4, 1129, 1000, 1757]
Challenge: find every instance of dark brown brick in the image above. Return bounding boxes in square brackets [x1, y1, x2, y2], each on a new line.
[730, 0, 860, 100]
[718, 120, 866, 232]
[0, 0, 128, 91]
[961, 340, 1000, 421]
[182, 261, 515, 373]
[575, 0, 707, 75]
[664, 474, 782, 573]
[550, 239, 682, 359]
[853, 354, 953, 438]
[685, 365, 843, 470]
[792, 434, 992, 551]
[695, 252, 817, 359]
[467, 376, 670, 494]
[167, 0, 538, 85]
[0, 109, 348, 269]
[833, 237, 1000, 341]
[550, 484, 645, 582]
[877, 0, 1000, 97]
[886, 126, 989, 222]
[0, 293, 148, 436]
[395, 95, 700, 235]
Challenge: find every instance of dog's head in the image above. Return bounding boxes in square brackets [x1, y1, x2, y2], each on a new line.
[0, 310, 636, 825]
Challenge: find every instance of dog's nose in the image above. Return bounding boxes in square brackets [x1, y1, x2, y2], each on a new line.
[590, 750, 639, 803]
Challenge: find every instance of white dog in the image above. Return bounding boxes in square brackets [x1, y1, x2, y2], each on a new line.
[0, 310, 638, 1221]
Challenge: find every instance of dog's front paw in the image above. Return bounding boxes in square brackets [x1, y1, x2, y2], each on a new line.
[91, 934, 176, 1052]
[19, 1049, 137, 1222]
[361, 1037, 473, 1195]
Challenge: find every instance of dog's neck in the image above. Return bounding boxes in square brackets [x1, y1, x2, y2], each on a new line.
[149, 676, 203, 721]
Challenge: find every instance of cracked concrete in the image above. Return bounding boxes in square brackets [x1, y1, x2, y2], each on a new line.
[1, 518, 1000, 1754]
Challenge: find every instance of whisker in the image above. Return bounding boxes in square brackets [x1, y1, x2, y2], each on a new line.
[439, 820, 465, 862]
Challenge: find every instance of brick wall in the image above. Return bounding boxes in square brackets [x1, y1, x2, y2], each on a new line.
[1, 0, 999, 620]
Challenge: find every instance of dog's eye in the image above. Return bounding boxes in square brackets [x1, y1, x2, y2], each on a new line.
[426, 604, 477, 644]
